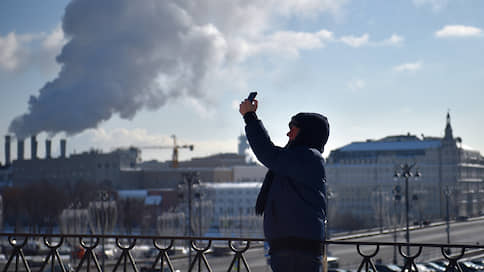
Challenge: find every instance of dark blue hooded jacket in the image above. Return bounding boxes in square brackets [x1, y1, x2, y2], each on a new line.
[244, 112, 329, 244]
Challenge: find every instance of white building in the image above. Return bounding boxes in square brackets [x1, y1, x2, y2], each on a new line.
[201, 182, 263, 237]
[232, 165, 267, 182]
[326, 113, 484, 229]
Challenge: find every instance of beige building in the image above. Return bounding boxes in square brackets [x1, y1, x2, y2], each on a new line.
[326, 113, 484, 228]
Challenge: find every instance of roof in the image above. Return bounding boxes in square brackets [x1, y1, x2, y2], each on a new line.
[338, 139, 442, 152]
[202, 182, 262, 189]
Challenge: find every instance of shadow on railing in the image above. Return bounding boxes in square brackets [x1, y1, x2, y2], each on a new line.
[1, 233, 484, 272]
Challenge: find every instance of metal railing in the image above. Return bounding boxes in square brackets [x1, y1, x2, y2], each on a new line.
[1, 233, 483, 272]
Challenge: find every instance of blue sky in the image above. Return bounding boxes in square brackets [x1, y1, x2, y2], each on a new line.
[0, 0, 483, 164]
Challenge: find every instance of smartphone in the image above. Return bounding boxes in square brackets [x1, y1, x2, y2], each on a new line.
[248, 91, 258, 102]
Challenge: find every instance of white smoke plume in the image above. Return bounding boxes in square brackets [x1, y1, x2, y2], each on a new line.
[9, 0, 347, 139]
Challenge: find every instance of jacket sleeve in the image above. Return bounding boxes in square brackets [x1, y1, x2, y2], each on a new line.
[245, 117, 300, 178]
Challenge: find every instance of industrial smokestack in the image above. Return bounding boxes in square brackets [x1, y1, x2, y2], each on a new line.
[5, 135, 11, 166]
[45, 139, 52, 159]
[17, 139, 24, 161]
[60, 139, 66, 158]
[31, 135, 38, 160]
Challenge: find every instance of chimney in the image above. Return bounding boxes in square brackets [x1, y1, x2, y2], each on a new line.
[5, 135, 11, 166]
[17, 139, 24, 161]
[45, 139, 52, 159]
[31, 135, 38, 160]
[60, 139, 66, 158]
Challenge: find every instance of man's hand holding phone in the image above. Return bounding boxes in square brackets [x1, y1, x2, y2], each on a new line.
[239, 91, 258, 116]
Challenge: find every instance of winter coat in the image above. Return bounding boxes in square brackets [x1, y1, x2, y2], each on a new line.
[245, 113, 328, 242]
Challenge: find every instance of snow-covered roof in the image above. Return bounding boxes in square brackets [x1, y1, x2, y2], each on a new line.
[338, 140, 442, 152]
[202, 182, 261, 189]
[117, 190, 163, 205]
[145, 195, 162, 205]
[117, 190, 147, 199]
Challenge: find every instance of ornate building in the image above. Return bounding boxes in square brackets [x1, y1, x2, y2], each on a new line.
[326, 113, 484, 228]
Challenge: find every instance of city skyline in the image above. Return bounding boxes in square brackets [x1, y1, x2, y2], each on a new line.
[1, 0, 483, 164]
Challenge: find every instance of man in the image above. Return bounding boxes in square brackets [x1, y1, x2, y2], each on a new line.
[239, 98, 329, 272]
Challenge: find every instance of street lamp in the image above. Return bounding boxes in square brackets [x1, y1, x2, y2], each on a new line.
[98, 191, 109, 272]
[178, 171, 200, 266]
[444, 186, 453, 245]
[326, 188, 335, 240]
[392, 185, 402, 264]
[393, 163, 421, 254]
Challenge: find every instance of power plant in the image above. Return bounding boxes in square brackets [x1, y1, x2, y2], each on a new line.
[45, 139, 52, 159]
[30, 135, 37, 160]
[17, 138, 24, 161]
[3, 135, 67, 163]
[4, 135, 10, 166]
[0, 134, 258, 190]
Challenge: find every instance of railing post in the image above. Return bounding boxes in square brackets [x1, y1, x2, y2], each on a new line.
[227, 240, 251, 272]
[3, 236, 31, 272]
[188, 239, 212, 272]
[355, 244, 379, 272]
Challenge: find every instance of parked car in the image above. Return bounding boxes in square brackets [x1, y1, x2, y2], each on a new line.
[140, 266, 180, 272]
[328, 269, 349, 272]
[459, 261, 484, 272]
[423, 262, 446, 272]
[433, 260, 449, 268]
[41, 263, 73, 272]
[416, 263, 434, 272]
[470, 258, 484, 266]
[375, 264, 401, 272]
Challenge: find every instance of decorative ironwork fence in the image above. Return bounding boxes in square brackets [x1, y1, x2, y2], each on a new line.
[1, 233, 483, 272]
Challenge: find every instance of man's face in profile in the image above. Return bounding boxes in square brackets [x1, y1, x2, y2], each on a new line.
[287, 124, 300, 141]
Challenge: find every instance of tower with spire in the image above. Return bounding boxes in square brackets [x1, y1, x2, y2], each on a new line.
[444, 111, 454, 141]
[441, 111, 458, 151]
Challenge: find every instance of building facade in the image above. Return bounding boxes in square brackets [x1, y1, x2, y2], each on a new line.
[11, 147, 140, 187]
[326, 113, 484, 228]
[201, 182, 263, 237]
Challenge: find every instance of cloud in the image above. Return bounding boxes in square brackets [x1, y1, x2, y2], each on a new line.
[82, 127, 236, 161]
[393, 61, 423, 72]
[435, 25, 483, 38]
[0, 32, 28, 72]
[339, 33, 403, 47]
[413, 0, 448, 11]
[86, 128, 172, 147]
[340, 34, 369, 47]
[347, 79, 365, 92]
[250, 29, 334, 56]
[277, 0, 349, 16]
[232, 100, 241, 111]
[0, 27, 67, 73]
[381, 34, 404, 45]
[41, 25, 66, 51]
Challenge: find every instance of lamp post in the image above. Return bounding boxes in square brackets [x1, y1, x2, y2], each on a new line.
[444, 186, 452, 245]
[326, 188, 335, 240]
[393, 163, 421, 254]
[392, 185, 402, 264]
[99, 191, 109, 272]
[179, 171, 200, 267]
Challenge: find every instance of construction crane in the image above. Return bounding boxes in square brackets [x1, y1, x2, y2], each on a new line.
[141, 135, 194, 168]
